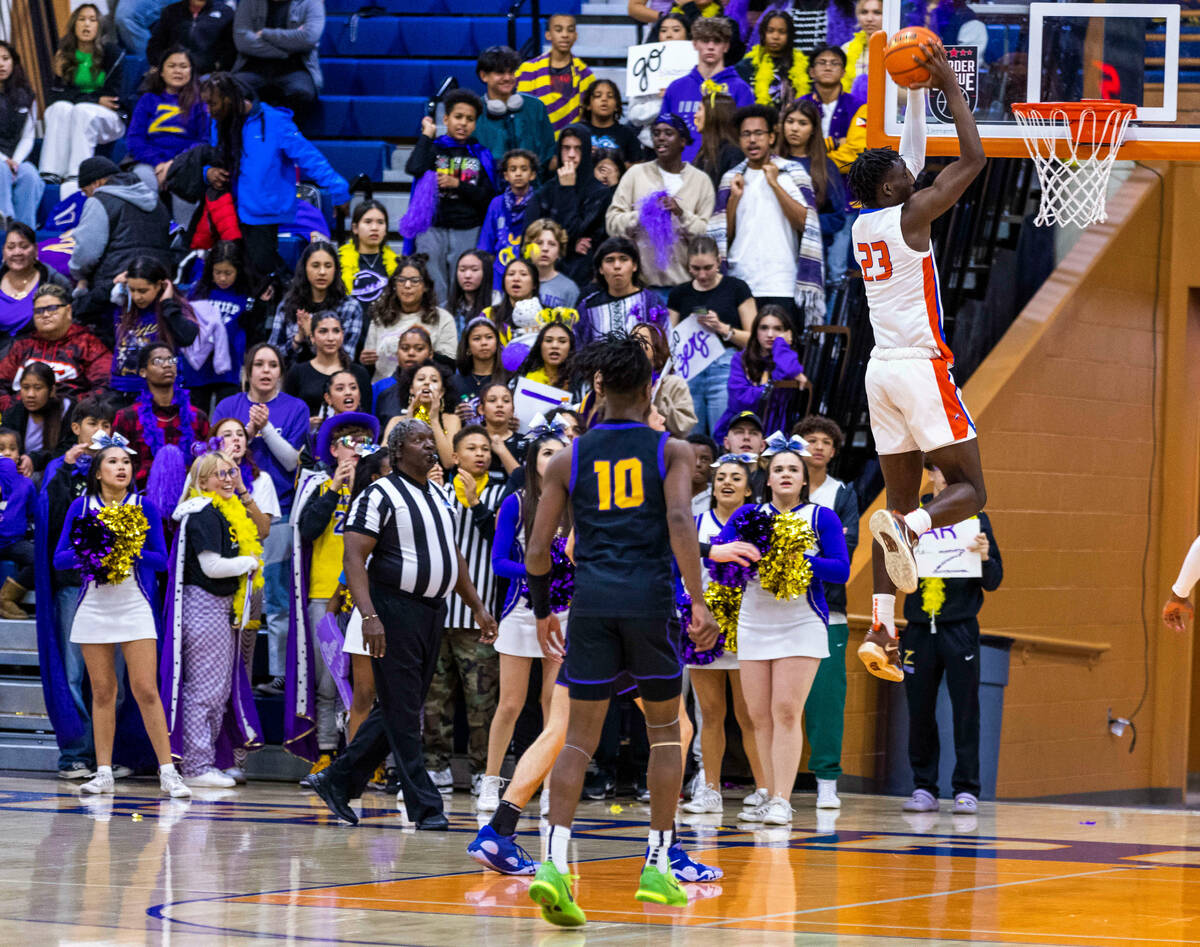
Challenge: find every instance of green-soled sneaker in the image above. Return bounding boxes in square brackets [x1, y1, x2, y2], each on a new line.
[528, 861, 586, 927]
[635, 864, 688, 906]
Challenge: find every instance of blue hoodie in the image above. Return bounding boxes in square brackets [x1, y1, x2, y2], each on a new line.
[0, 456, 34, 548]
[661, 66, 755, 163]
[215, 101, 349, 226]
[126, 91, 210, 166]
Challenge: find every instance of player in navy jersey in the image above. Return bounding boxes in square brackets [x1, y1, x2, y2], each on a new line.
[522, 331, 720, 926]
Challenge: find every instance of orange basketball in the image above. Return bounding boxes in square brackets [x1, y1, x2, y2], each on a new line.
[884, 26, 942, 88]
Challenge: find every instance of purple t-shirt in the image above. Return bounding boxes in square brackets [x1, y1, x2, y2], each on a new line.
[212, 390, 310, 515]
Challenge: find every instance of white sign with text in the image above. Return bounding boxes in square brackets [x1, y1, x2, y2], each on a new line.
[914, 517, 982, 579]
[626, 41, 697, 95]
[668, 314, 724, 382]
[512, 376, 572, 432]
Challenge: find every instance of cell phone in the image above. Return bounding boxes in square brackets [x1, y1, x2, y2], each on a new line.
[690, 307, 708, 318]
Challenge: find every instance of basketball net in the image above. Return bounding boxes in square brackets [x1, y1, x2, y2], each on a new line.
[1011, 101, 1136, 228]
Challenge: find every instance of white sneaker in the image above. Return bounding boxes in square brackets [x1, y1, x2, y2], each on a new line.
[396, 787, 405, 806]
[742, 787, 768, 808]
[112, 765, 133, 780]
[223, 767, 247, 785]
[682, 784, 724, 814]
[816, 778, 841, 809]
[476, 774, 504, 812]
[470, 772, 485, 796]
[762, 795, 795, 826]
[80, 770, 115, 794]
[737, 802, 768, 823]
[686, 769, 707, 800]
[539, 785, 550, 816]
[160, 769, 192, 798]
[185, 768, 236, 789]
[429, 767, 453, 794]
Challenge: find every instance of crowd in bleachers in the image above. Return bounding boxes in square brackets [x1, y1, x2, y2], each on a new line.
[0, 1, 1001, 819]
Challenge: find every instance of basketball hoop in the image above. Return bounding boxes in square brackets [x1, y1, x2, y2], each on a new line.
[1011, 101, 1137, 228]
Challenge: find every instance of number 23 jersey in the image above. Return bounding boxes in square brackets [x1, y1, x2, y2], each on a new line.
[569, 421, 673, 618]
[852, 204, 954, 362]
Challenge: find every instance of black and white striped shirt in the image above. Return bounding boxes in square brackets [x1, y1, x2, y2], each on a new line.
[346, 471, 459, 600]
[447, 480, 506, 629]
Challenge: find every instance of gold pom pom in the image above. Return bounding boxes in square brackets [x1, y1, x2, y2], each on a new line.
[758, 512, 818, 601]
[96, 505, 150, 585]
[703, 582, 744, 653]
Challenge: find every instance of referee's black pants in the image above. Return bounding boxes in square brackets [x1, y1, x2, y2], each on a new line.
[901, 618, 981, 799]
[327, 585, 446, 823]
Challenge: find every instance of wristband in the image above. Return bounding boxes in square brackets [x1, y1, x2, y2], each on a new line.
[699, 541, 712, 558]
[526, 569, 552, 620]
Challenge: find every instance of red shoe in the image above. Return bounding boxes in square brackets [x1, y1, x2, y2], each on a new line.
[857, 623, 904, 683]
[869, 509, 921, 594]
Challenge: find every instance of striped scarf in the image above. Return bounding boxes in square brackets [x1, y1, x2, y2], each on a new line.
[710, 156, 826, 325]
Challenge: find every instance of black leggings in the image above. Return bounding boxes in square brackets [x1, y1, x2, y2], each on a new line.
[0, 539, 34, 588]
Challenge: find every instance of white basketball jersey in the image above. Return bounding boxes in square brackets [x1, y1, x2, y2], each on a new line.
[852, 205, 954, 362]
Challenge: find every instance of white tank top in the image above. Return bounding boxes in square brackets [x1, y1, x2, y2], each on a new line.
[851, 205, 953, 362]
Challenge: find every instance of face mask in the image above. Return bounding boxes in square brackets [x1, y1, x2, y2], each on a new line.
[486, 94, 525, 116]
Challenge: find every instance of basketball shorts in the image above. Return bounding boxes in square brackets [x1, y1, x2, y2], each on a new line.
[865, 352, 977, 455]
[561, 614, 683, 702]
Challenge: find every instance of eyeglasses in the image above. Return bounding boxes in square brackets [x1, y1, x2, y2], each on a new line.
[739, 129, 771, 139]
[33, 304, 64, 316]
[394, 276, 423, 286]
[215, 468, 237, 480]
[150, 356, 176, 367]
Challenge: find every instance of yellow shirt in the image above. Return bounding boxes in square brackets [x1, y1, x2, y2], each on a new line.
[309, 480, 351, 599]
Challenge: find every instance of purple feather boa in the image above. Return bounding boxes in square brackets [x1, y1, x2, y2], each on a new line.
[548, 535, 574, 613]
[678, 586, 728, 666]
[708, 507, 774, 588]
[400, 171, 439, 240]
[638, 189, 677, 271]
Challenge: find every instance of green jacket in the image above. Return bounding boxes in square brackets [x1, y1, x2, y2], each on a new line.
[473, 93, 556, 181]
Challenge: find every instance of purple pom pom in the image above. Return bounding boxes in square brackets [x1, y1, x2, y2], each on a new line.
[500, 339, 531, 373]
[709, 508, 775, 587]
[146, 444, 187, 516]
[549, 536, 575, 612]
[677, 587, 726, 665]
[399, 171, 439, 240]
[70, 514, 114, 586]
[637, 190, 677, 271]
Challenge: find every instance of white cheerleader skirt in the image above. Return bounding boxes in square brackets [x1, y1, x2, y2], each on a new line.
[70, 579, 158, 644]
[342, 609, 367, 657]
[735, 582, 830, 662]
[495, 599, 567, 659]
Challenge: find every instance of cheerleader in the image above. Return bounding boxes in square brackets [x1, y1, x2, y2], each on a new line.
[52, 433, 191, 798]
[164, 448, 264, 788]
[717, 435, 849, 826]
[480, 428, 570, 812]
[682, 454, 769, 814]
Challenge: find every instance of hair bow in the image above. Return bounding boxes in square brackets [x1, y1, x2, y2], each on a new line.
[760, 432, 812, 458]
[190, 435, 226, 459]
[89, 431, 136, 454]
[711, 452, 758, 468]
[537, 306, 579, 329]
[522, 415, 570, 445]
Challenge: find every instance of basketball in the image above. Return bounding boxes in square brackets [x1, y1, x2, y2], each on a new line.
[884, 26, 942, 87]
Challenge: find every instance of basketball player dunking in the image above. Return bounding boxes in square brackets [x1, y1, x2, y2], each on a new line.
[845, 43, 987, 681]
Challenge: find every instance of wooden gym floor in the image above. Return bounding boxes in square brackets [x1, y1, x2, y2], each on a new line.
[1, 773, 1198, 944]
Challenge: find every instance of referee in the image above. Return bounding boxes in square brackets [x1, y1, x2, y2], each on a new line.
[309, 419, 498, 829]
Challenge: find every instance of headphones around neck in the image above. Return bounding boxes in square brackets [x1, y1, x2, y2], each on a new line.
[486, 93, 525, 116]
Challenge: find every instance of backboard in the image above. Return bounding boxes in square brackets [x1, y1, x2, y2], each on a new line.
[867, 0, 1200, 159]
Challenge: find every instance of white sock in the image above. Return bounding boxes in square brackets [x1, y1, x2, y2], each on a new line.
[96, 765, 113, 777]
[904, 508, 931, 538]
[873, 594, 896, 637]
[549, 824, 571, 873]
[647, 828, 674, 872]
[159, 763, 178, 777]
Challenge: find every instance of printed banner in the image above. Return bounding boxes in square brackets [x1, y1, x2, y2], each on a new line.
[930, 45, 979, 121]
[626, 41, 697, 95]
[668, 314, 724, 382]
[513, 376, 572, 432]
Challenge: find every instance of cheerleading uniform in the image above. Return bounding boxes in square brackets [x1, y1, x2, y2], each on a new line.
[54, 493, 166, 644]
[492, 492, 569, 659]
[687, 508, 738, 671]
[717, 501, 850, 662]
